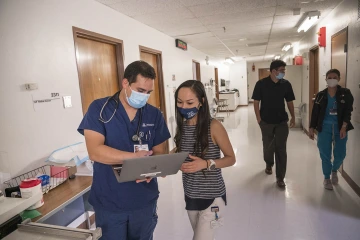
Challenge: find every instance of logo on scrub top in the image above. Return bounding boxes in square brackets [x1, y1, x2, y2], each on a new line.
[142, 123, 155, 127]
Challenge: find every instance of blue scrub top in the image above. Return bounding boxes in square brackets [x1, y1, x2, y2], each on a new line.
[324, 93, 338, 124]
[77, 95, 171, 212]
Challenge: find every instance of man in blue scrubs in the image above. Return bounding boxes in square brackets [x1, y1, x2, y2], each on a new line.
[78, 61, 171, 240]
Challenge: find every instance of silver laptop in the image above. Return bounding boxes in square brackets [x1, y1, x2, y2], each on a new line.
[112, 152, 189, 183]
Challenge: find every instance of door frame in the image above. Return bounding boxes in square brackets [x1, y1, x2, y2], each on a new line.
[214, 68, 219, 100]
[72, 27, 125, 114]
[309, 45, 319, 129]
[331, 27, 348, 87]
[192, 60, 201, 81]
[139, 45, 168, 152]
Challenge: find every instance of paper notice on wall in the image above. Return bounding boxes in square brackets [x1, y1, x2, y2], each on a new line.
[32, 93, 62, 112]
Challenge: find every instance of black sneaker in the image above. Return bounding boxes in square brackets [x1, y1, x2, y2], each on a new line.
[265, 166, 272, 175]
[277, 179, 286, 188]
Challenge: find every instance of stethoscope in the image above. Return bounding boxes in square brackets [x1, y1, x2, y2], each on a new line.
[99, 91, 143, 144]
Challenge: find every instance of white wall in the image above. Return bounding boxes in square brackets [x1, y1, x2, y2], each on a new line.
[0, 0, 226, 185]
[247, 61, 272, 102]
[285, 0, 360, 187]
[229, 61, 248, 105]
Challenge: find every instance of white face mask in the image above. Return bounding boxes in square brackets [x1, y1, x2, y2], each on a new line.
[327, 79, 338, 87]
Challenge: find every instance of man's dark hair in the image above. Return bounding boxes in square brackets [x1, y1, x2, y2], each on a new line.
[270, 60, 287, 72]
[124, 61, 156, 84]
[326, 69, 341, 78]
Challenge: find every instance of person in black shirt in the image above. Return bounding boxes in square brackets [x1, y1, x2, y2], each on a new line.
[252, 60, 296, 188]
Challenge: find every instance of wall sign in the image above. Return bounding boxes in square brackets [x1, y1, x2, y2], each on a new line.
[175, 39, 187, 51]
[32, 93, 61, 112]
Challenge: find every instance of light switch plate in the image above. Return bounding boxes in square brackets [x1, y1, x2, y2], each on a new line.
[63, 96, 72, 108]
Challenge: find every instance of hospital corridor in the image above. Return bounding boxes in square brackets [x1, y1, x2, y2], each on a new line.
[154, 107, 360, 240]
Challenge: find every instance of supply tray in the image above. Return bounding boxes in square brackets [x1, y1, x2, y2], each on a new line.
[4, 165, 70, 194]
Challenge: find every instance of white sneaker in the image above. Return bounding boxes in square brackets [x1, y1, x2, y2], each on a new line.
[323, 179, 333, 190]
[331, 171, 339, 185]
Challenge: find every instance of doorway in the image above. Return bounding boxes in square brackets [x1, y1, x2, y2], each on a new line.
[139, 46, 168, 151]
[214, 68, 219, 100]
[192, 60, 201, 81]
[331, 27, 348, 87]
[258, 68, 270, 80]
[309, 46, 320, 128]
[73, 27, 124, 114]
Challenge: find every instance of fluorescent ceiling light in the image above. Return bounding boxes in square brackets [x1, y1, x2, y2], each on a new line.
[238, 38, 247, 41]
[225, 58, 234, 64]
[298, 11, 320, 33]
[282, 43, 292, 52]
[274, 55, 281, 60]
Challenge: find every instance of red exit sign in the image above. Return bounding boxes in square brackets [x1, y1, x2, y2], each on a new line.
[175, 39, 187, 51]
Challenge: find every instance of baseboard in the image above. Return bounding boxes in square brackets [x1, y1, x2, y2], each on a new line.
[303, 128, 309, 136]
[342, 170, 360, 198]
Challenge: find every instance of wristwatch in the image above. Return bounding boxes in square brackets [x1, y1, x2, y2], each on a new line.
[208, 159, 216, 170]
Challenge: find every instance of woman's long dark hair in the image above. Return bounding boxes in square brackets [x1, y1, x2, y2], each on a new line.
[174, 80, 211, 158]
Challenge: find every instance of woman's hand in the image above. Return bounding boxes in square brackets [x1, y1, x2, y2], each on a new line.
[309, 128, 315, 140]
[181, 155, 207, 173]
[340, 127, 347, 139]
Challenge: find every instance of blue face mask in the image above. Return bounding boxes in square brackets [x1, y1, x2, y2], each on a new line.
[276, 72, 285, 79]
[178, 106, 199, 120]
[125, 87, 150, 109]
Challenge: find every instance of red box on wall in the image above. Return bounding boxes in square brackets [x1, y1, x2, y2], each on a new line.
[318, 27, 326, 47]
[294, 56, 303, 65]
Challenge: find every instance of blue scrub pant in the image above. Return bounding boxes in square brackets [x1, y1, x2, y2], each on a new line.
[95, 203, 158, 240]
[317, 123, 347, 179]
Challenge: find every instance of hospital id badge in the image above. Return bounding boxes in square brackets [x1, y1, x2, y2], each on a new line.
[329, 108, 337, 115]
[134, 144, 149, 153]
[210, 218, 224, 229]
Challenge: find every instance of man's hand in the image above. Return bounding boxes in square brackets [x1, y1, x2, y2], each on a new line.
[181, 155, 207, 173]
[135, 150, 153, 158]
[309, 128, 315, 140]
[289, 118, 295, 128]
[136, 178, 153, 183]
[135, 150, 153, 183]
[257, 118, 262, 124]
[340, 127, 347, 139]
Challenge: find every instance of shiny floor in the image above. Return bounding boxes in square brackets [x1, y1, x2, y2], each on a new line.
[154, 106, 360, 240]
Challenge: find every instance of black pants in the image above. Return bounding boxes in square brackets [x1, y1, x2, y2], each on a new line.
[260, 121, 289, 180]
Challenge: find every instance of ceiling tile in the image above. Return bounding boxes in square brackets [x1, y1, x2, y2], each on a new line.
[189, 0, 277, 17]
[133, 7, 194, 24]
[166, 26, 210, 37]
[149, 18, 204, 32]
[198, 7, 276, 24]
[274, 15, 302, 24]
[179, 0, 220, 7]
[109, 0, 183, 17]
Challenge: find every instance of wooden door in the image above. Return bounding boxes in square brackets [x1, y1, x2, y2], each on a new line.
[332, 28, 348, 87]
[193, 61, 201, 81]
[140, 52, 160, 108]
[309, 47, 319, 128]
[215, 68, 219, 100]
[258, 68, 270, 80]
[73, 27, 124, 115]
[139, 46, 168, 152]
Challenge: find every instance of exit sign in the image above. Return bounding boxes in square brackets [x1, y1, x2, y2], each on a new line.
[175, 39, 187, 51]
